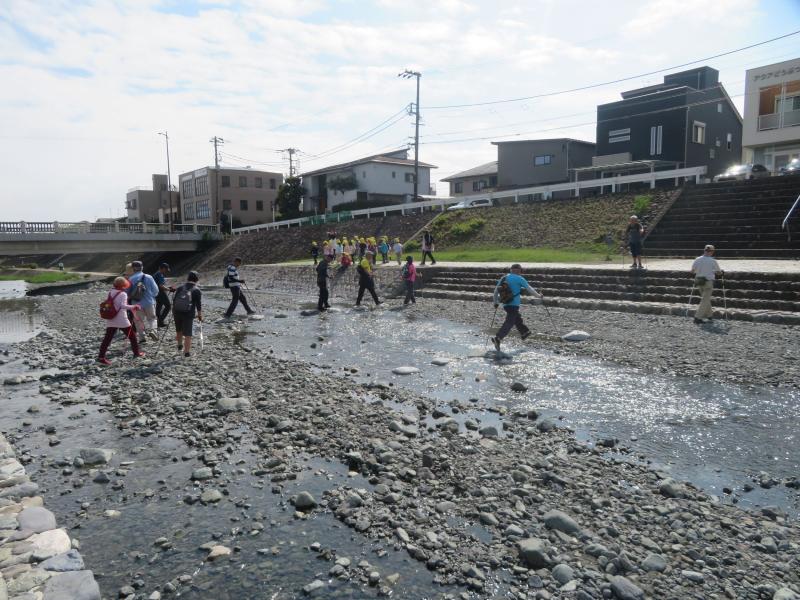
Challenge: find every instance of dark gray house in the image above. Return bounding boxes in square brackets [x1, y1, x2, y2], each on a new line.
[593, 66, 742, 179]
[491, 138, 596, 190]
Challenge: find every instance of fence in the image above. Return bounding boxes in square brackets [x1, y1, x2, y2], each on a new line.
[0, 221, 220, 235]
[232, 165, 707, 236]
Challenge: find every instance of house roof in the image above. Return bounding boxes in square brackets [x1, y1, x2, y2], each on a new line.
[441, 161, 498, 182]
[491, 138, 595, 146]
[300, 150, 437, 177]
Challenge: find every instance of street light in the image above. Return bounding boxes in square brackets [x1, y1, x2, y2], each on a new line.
[398, 69, 421, 202]
[157, 131, 173, 232]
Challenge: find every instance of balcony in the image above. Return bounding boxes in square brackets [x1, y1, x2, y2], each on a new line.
[758, 109, 800, 131]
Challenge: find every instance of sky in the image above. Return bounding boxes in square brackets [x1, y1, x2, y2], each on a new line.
[1, 0, 799, 221]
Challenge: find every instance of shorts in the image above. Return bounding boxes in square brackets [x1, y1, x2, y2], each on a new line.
[629, 241, 643, 257]
[173, 311, 195, 337]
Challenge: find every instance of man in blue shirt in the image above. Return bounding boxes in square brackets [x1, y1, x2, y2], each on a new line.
[153, 263, 175, 328]
[128, 260, 160, 342]
[490, 264, 542, 352]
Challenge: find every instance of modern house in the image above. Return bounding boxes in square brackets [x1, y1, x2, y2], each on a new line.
[125, 174, 179, 224]
[177, 166, 282, 229]
[300, 149, 436, 213]
[491, 139, 596, 192]
[591, 66, 742, 182]
[742, 57, 800, 172]
[441, 161, 498, 196]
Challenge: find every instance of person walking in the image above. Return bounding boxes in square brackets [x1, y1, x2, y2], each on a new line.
[402, 255, 418, 305]
[127, 260, 160, 342]
[490, 264, 542, 351]
[154, 263, 175, 328]
[356, 251, 382, 306]
[379, 238, 390, 264]
[224, 257, 256, 318]
[691, 244, 723, 324]
[98, 277, 144, 365]
[421, 229, 436, 265]
[392, 238, 404, 265]
[173, 271, 203, 357]
[310, 242, 319, 266]
[625, 215, 646, 269]
[316, 254, 333, 311]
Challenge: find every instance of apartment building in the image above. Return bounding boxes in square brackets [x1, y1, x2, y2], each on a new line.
[125, 174, 179, 223]
[742, 57, 800, 172]
[177, 166, 283, 228]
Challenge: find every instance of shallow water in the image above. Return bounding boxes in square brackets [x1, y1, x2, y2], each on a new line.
[0, 281, 42, 344]
[216, 296, 800, 515]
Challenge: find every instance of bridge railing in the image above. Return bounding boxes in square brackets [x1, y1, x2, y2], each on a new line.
[0, 221, 220, 235]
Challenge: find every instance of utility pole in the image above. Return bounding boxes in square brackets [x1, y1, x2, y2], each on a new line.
[210, 136, 225, 232]
[281, 148, 298, 177]
[398, 69, 422, 201]
[158, 131, 173, 231]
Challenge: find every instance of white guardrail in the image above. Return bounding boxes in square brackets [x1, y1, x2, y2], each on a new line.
[233, 166, 707, 235]
[0, 222, 220, 235]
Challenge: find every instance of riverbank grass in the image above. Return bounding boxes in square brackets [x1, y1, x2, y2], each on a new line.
[421, 245, 610, 263]
[0, 271, 80, 284]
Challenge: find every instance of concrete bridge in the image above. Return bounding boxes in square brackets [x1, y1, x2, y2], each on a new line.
[0, 221, 222, 255]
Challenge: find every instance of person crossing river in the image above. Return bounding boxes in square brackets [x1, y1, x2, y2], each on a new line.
[490, 263, 542, 352]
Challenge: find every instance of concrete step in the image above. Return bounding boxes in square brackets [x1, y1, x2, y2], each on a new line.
[646, 248, 800, 258]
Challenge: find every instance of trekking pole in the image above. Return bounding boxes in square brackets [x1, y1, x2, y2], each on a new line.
[243, 283, 261, 314]
[539, 295, 560, 335]
[684, 282, 696, 318]
[485, 305, 499, 349]
[721, 272, 729, 321]
[154, 309, 174, 356]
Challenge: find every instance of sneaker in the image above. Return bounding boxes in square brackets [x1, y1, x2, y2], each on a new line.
[177, 344, 183, 351]
[148, 330, 159, 341]
[521, 330, 531, 340]
[431, 261, 437, 265]
[246, 310, 256, 315]
[97, 357, 111, 366]
[693, 318, 704, 324]
[134, 352, 145, 358]
[491, 336, 501, 352]
[184, 352, 191, 357]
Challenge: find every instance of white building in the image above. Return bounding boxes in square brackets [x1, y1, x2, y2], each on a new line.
[742, 57, 800, 172]
[301, 149, 436, 213]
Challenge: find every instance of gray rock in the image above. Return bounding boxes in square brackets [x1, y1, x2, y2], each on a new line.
[17, 507, 57, 533]
[392, 366, 419, 375]
[431, 358, 450, 366]
[510, 381, 527, 392]
[40, 549, 85, 572]
[518, 538, 550, 569]
[41, 570, 100, 600]
[479, 512, 499, 526]
[200, 489, 223, 504]
[215, 397, 251, 413]
[543, 509, 580, 535]
[641, 553, 667, 573]
[294, 491, 317, 511]
[537, 419, 556, 433]
[191, 467, 213, 481]
[78, 448, 113, 466]
[609, 576, 644, 600]
[479, 426, 499, 438]
[774, 589, 799, 600]
[551, 563, 575, 585]
[682, 570, 705, 583]
[658, 478, 685, 498]
[302, 580, 326, 596]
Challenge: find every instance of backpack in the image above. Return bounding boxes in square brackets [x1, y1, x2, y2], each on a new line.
[100, 291, 121, 320]
[401, 264, 410, 280]
[497, 276, 517, 304]
[128, 276, 146, 302]
[173, 284, 194, 313]
[223, 273, 230, 288]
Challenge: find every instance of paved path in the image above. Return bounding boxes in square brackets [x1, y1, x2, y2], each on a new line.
[268, 259, 800, 274]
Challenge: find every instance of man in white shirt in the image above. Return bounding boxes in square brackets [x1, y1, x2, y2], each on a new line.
[691, 245, 722, 323]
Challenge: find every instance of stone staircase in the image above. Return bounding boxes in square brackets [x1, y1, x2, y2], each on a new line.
[644, 176, 800, 259]
[415, 266, 800, 324]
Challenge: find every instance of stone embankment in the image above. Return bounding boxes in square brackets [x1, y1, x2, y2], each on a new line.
[4, 287, 798, 599]
[0, 433, 100, 600]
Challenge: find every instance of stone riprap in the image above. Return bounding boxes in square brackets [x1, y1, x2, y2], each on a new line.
[0, 433, 100, 600]
[4, 286, 800, 598]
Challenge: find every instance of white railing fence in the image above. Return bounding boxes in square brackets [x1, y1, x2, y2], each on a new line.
[0, 221, 220, 235]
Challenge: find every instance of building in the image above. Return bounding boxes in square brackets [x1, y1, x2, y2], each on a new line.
[441, 161, 498, 196]
[491, 139, 596, 190]
[301, 149, 436, 213]
[177, 166, 282, 228]
[593, 66, 742, 180]
[742, 57, 800, 172]
[125, 174, 179, 223]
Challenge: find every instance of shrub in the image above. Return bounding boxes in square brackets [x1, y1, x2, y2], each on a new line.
[449, 218, 486, 238]
[404, 240, 420, 252]
[633, 194, 652, 216]
[20, 263, 38, 269]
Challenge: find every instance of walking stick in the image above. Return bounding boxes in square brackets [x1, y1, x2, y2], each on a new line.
[539, 295, 560, 335]
[243, 282, 261, 314]
[721, 272, 729, 321]
[684, 282, 696, 318]
[485, 305, 499, 349]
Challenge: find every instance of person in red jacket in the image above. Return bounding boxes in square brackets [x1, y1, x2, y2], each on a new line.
[98, 277, 144, 365]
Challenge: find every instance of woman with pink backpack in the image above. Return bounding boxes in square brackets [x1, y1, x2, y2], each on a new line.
[97, 276, 145, 365]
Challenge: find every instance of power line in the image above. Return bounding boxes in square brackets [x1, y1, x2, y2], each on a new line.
[423, 29, 800, 110]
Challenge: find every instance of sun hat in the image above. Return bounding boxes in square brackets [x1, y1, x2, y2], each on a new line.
[123, 263, 134, 276]
[704, 244, 715, 252]
[113, 276, 131, 290]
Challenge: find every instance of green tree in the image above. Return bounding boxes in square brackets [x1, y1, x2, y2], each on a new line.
[276, 176, 305, 219]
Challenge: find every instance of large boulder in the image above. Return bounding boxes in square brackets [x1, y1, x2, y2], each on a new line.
[610, 576, 645, 600]
[78, 449, 113, 466]
[518, 538, 550, 568]
[543, 509, 581, 535]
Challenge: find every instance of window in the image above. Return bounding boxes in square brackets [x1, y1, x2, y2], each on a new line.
[692, 121, 706, 144]
[454, 182, 463, 193]
[255, 177, 263, 188]
[405, 173, 414, 182]
[194, 175, 208, 197]
[709, 148, 715, 159]
[609, 127, 631, 143]
[649, 126, 663, 155]
[534, 154, 553, 166]
[239, 176, 247, 187]
[240, 199, 248, 211]
[472, 181, 480, 191]
[181, 180, 193, 199]
[489, 175, 498, 187]
[256, 200, 264, 211]
[392, 171, 396, 179]
[270, 178, 276, 189]
[221, 176, 230, 188]
[183, 202, 195, 220]
[776, 95, 800, 112]
[127, 198, 137, 209]
[717, 103, 723, 113]
[727, 133, 732, 151]
[195, 200, 210, 219]
[222, 199, 231, 210]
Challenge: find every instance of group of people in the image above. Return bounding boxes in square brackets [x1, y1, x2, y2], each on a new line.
[97, 261, 203, 364]
[310, 228, 438, 268]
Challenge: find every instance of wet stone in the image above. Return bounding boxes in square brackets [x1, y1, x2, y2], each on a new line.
[17, 507, 56, 533]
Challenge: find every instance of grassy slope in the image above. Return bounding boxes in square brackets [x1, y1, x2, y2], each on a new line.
[0, 271, 81, 283]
